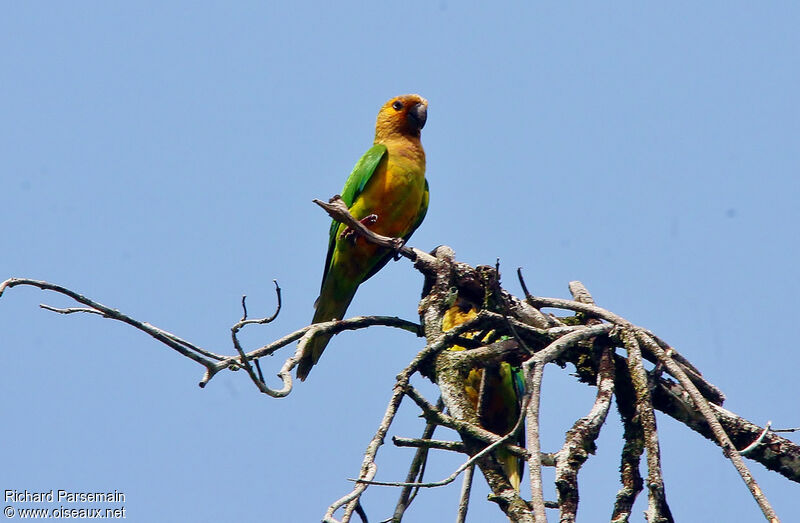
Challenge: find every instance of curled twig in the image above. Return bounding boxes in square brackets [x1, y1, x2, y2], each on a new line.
[740, 422, 773, 456]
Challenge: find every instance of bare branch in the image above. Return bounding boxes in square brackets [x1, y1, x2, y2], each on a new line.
[227, 283, 285, 395]
[405, 384, 529, 460]
[525, 360, 547, 523]
[621, 329, 673, 522]
[1, 277, 424, 401]
[5, 235, 796, 523]
[313, 196, 420, 263]
[636, 331, 779, 522]
[641, 328, 725, 405]
[392, 436, 466, 454]
[325, 319, 467, 523]
[611, 357, 645, 522]
[526, 295, 632, 326]
[324, 381, 404, 523]
[360, 386, 529, 490]
[525, 323, 614, 368]
[527, 291, 722, 405]
[391, 397, 445, 523]
[200, 315, 421, 392]
[456, 465, 474, 523]
[554, 347, 615, 522]
[1, 278, 225, 368]
[567, 280, 595, 305]
[523, 323, 613, 523]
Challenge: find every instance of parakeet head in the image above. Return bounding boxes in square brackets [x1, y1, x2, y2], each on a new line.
[375, 94, 428, 141]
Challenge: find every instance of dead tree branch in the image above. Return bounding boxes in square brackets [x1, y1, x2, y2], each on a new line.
[554, 347, 615, 522]
[620, 328, 673, 522]
[3, 196, 797, 523]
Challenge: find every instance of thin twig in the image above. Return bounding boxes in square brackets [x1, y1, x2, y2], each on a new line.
[201, 315, 421, 393]
[0, 278, 225, 367]
[358, 386, 529, 489]
[392, 437, 466, 454]
[230, 284, 283, 395]
[456, 465, 474, 523]
[324, 383, 404, 523]
[324, 320, 482, 523]
[405, 386, 529, 459]
[2, 279, 423, 399]
[525, 360, 547, 523]
[641, 329, 725, 405]
[517, 267, 533, 300]
[529, 291, 723, 404]
[390, 397, 445, 523]
[740, 422, 773, 456]
[515, 268, 561, 327]
[233, 281, 282, 329]
[40, 305, 103, 315]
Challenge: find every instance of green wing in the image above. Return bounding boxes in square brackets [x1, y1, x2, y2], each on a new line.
[410, 178, 430, 235]
[319, 144, 387, 292]
[339, 144, 387, 208]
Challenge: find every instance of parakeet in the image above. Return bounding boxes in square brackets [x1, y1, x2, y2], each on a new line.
[297, 94, 429, 381]
[442, 297, 526, 491]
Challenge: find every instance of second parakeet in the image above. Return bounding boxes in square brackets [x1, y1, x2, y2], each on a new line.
[442, 296, 526, 491]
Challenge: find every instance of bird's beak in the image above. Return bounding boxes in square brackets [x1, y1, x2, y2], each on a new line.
[408, 101, 427, 131]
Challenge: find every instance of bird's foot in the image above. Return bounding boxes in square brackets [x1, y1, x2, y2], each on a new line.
[391, 238, 406, 260]
[340, 214, 379, 241]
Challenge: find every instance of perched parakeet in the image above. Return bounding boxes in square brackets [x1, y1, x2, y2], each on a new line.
[297, 94, 429, 381]
[442, 297, 526, 491]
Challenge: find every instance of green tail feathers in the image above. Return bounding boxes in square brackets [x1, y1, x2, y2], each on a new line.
[480, 362, 526, 490]
[296, 281, 358, 381]
[296, 332, 333, 381]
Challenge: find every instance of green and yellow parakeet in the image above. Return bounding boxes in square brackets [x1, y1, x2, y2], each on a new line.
[442, 297, 526, 491]
[297, 94, 429, 381]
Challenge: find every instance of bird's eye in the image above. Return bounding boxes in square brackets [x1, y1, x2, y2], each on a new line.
[392, 100, 404, 111]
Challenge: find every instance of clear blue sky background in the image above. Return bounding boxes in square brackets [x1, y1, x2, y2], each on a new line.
[2, 3, 798, 522]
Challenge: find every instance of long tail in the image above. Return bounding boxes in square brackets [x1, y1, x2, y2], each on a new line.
[296, 281, 358, 381]
[480, 363, 525, 491]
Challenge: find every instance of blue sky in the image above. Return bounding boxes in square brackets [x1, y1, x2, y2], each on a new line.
[1, 2, 798, 522]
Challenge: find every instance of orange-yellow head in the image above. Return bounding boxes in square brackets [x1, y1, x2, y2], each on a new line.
[374, 94, 428, 142]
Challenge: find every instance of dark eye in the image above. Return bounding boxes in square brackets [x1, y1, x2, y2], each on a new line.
[392, 100, 404, 111]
